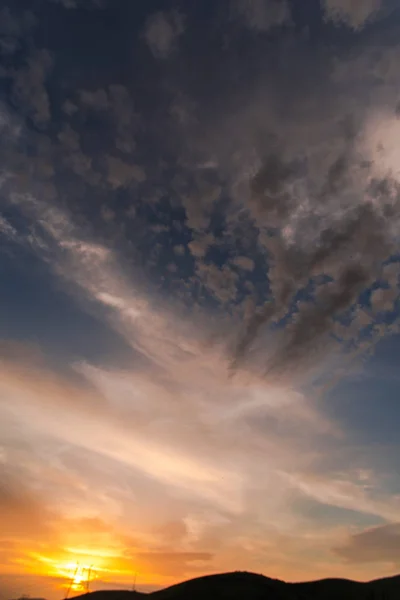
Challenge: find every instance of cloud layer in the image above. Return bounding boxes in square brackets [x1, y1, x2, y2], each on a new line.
[1, 0, 400, 596]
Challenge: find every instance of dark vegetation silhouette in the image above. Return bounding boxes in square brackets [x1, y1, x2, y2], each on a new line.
[70, 570, 400, 600]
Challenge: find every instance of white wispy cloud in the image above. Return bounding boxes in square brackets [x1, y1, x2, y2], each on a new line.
[231, 0, 291, 32]
[0, 214, 18, 240]
[322, 0, 384, 30]
[143, 10, 185, 59]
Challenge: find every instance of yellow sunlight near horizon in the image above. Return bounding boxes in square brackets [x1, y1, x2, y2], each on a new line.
[20, 543, 162, 596]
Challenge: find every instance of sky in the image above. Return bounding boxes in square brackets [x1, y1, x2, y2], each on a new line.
[1, 0, 400, 597]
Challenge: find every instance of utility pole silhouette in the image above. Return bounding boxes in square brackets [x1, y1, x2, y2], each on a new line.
[86, 566, 93, 593]
[65, 563, 79, 600]
[132, 572, 137, 592]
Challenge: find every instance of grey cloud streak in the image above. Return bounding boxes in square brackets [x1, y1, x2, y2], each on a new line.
[335, 522, 400, 564]
[231, 0, 291, 32]
[229, 141, 397, 377]
[206, 30, 400, 378]
[322, 0, 386, 30]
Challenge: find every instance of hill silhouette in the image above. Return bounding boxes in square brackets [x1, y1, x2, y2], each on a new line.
[72, 570, 400, 600]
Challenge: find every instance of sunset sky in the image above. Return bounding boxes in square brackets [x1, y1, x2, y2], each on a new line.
[2, 0, 400, 597]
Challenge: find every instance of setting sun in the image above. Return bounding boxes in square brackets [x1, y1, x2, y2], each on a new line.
[35, 556, 101, 593]
[67, 564, 93, 592]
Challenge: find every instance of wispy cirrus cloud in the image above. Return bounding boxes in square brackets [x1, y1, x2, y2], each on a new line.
[1, 195, 399, 532]
[322, 0, 385, 30]
[143, 10, 185, 60]
[230, 0, 291, 32]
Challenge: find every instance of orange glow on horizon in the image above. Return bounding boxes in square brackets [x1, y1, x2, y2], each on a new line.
[26, 549, 122, 592]
[20, 544, 160, 595]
